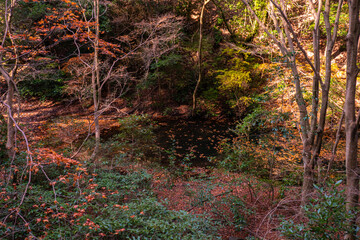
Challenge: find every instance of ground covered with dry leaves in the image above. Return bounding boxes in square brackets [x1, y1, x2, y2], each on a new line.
[3, 99, 310, 240]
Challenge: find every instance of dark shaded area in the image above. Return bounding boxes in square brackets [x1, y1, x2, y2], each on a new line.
[154, 118, 236, 166]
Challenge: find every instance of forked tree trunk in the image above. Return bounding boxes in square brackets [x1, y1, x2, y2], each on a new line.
[311, 0, 343, 182]
[242, 0, 343, 208]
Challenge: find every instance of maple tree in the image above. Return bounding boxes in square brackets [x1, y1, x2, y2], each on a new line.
[0, 1, 125, 237]
[34, 0, 124, 158]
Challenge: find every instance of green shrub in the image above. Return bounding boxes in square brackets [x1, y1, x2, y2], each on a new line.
[18, 70, 67, 100]
[217, 139, 266, 175]
[201, 87, 219, 101]
[233, 106, 290, 139]
[114, 114, 158, 161]
[116, 114, 156, 144]
[82, 114, 159, 164]
[187, 179, 254, 234]
[210, 193, 254, 232]
[233, 106, 268, 137]
[147, 53, 196, 104]
[280, 181, 356, 239]
[215, 51, 253, 113]
[217, 104, 295, 178]
[0, 165, 219, 239]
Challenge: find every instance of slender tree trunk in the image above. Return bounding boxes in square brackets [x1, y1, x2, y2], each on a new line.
[345, 115, 359, 240]
[312, 0, 343, 182]
[192, 0, 210, 116]
[91, 0, 100, 160]
[289, 62, 314, 206]
[1, 0, 18, 161]
[303, 0, 321, 199]
[6, 80, 15, 159]
[245, 0, 315, 205]
[0, 68, 16, 160]
[345, 1, 360, 238]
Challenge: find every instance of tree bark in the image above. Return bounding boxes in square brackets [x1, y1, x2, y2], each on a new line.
[311, 0, 343, 182]
[91, 0, 100, 160]
[344, 1, 360, 238]
[6, 79, 15, 159]
[0, 67, 15, 160]
[192, 0, 210, 116]
[1, 0, 18, 161]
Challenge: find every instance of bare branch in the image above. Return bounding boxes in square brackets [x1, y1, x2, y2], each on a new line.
[269, 0, 322, 85]
[240, 0, 289, 56]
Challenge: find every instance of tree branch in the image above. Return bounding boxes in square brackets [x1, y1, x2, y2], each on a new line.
[269, 0, 323, 85]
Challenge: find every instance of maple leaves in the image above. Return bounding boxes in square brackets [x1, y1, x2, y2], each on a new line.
[0, 144, 141, 238]
[35, 148, 79, 167]
[3, 0, 122, 66]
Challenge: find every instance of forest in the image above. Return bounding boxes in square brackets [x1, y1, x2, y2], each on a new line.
[1, 0, 360, 239]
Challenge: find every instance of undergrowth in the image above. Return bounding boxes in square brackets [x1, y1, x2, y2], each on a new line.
[280, 181, 357, 240]
[0, 114, 222, 239]
[0, 150, 219, 239]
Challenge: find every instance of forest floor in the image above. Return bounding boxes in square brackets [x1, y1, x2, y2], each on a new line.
[15, 99, 306, 240]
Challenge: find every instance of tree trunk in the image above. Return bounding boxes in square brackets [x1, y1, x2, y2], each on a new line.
[0, 67, 16, 161]
[6, 80, 15, 160]
[240, 0, 342, 209]
[312, 0, 343, 182]
[1, 0, 18, 161]
[91, 0, 100, 160]
[306, 0, 321, 190]
[301, 147, 313, 205]
[192, 0, 210, 116]
[344, 0, 360, 238]
[291, 62, 314, 206]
